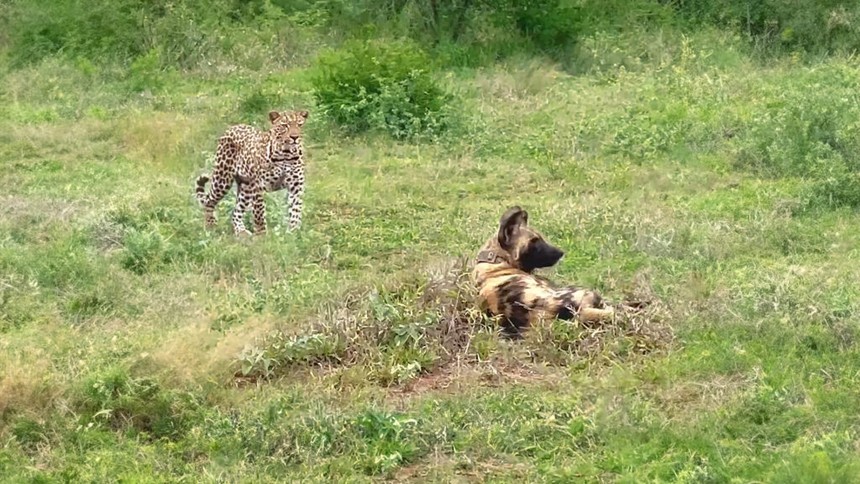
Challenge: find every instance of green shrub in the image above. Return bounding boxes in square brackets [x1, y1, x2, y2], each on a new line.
[120, 228, 166, 275]
[311, 39, 453, 140]
[126, 49, 170, 92]
[3, 0, 276, 68]
[807, 165, 860, 211]
[735, 66, 860, 211]
[11, 418, 47, 449]
[76, 367, 191, 440]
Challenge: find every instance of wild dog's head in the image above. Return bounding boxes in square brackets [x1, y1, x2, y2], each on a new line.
[494, 206, 564, 272]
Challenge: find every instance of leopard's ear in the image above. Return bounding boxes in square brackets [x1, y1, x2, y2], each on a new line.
[268, 111, 282, 123]
[299, 110, 309, 119]
[497, 206, 528, 249]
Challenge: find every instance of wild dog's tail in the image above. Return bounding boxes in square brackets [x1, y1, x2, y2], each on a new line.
[195, 175, 210, 205]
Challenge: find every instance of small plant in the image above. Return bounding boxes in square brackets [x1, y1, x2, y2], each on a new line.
[354, 409, 420, 476]
[237, 345, 278, 380]
[378, 360, 423, 386]
[311, 39, 453, 140]
[127, 48, 168, 93]
[120, 228, 166, 275]
[75, 367, 189, 440]
[11, 418, 47, 450]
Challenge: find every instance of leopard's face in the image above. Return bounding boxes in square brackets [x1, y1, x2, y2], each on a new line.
[268, 110, 308, 156]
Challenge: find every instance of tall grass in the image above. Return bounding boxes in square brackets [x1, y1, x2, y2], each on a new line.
[7, 0, 860, 74]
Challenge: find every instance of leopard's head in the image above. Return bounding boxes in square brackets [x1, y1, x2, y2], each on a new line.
[268, 110, 308, 157]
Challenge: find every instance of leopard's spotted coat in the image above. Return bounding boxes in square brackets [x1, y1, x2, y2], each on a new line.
[195, 110, 308, 235]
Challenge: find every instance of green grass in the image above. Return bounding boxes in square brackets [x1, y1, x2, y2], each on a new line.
[4, 25, 860, 482]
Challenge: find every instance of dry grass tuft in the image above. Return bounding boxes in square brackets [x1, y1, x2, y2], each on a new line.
[0, 346, 60, 423]
[233, 257, 673, 388]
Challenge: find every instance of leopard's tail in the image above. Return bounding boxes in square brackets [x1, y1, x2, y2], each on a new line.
[195, 175, 210, 205]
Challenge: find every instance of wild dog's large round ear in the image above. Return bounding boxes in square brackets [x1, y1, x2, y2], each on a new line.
[497, 206, 528, 248]
[268, 111, 282, 123]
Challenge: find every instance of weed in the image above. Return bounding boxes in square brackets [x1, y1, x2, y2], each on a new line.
[354, 409, 420, 476]
[11, 418, 47, 450]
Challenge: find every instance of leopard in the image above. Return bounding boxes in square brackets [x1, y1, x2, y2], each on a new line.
[195, 109, 308, 236]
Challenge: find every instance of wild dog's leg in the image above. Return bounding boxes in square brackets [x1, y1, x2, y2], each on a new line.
[286, 165, 305, 231]
[578, 307, 616, 322]
[555, 288, 615, 324]
[231, 183, 252, 236]
[578, 291, 615, 323]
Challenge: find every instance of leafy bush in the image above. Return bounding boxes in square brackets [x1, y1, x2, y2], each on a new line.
[311, 39, 453, 140]
[735, 65, 860, 209]
[303, 0, 673, 68]
[3, 0, 286, 68]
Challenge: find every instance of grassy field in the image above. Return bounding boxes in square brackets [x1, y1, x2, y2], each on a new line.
[4, 8, 860, 481]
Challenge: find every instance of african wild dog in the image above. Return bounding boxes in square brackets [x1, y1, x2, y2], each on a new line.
[472, 206, 616, 335]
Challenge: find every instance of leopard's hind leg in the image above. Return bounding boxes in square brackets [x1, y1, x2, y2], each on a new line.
[249, 178, 269, 235]
[197, 137, 237, 228]
[231, 181, 255, 237]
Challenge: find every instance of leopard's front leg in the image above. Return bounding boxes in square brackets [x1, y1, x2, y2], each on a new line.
[286, 165, 305, 232]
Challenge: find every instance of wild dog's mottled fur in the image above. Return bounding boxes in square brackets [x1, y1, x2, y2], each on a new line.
[472, 206, 615, 334]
